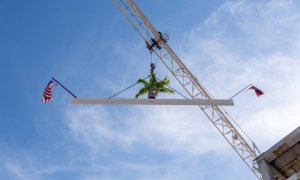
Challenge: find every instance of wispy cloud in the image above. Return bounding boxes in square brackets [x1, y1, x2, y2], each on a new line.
[179, 0, 300, 149]
[66, 106, 226, 155]
[0, 146, 75, 180]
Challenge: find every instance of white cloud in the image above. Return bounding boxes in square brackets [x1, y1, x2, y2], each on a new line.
[66, 106, 138, 151]
[178, 0, 300, 150]
[66, 106, 226, 155]
[0, 147, 74, 180]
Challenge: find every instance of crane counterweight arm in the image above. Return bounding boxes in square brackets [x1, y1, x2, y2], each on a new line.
[112, 0, 262, 179]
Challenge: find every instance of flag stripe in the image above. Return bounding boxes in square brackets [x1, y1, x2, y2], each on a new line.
[42, 80, 57, 103]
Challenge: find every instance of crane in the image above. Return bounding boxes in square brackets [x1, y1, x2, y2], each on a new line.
[111, 0, 262, 179]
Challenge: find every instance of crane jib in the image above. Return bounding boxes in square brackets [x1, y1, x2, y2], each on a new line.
[112, 0, 262, 179]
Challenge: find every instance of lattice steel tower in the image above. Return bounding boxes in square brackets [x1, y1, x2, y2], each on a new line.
[112, 0, 262, 179]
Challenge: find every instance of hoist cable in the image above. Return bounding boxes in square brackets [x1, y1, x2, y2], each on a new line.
[108, 75, 151, 99]
[109, 75, 188, 99]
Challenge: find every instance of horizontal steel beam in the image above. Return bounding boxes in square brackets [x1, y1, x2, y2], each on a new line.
[72, 98, 234, 106]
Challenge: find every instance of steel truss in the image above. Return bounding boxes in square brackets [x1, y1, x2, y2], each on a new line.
[112, 0, 262, 179]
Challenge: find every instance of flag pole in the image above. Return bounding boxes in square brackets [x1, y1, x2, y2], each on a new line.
[229, 84, 252, 100]
[51, 77, 77, 98]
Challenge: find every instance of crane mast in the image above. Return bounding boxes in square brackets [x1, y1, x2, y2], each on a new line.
[112, 0, 262, 179]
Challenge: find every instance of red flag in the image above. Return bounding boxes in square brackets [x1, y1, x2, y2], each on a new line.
[248, 85, 264, 97]
[42, 80, 57, 103]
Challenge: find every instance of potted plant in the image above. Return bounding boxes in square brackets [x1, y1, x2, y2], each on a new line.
[135, 73, 175, 99]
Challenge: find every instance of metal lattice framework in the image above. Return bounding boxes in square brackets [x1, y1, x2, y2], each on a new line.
[112, 0, 262, 179]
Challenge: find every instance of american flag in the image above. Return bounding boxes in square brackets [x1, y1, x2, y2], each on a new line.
[42, 80, 57, 103]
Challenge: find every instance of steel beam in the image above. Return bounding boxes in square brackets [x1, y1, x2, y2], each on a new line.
[72, 98, 234, 106]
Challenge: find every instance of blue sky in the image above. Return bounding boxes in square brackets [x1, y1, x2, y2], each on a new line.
[1, 0, 300, 179]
